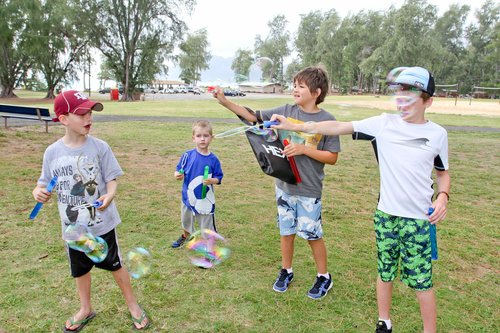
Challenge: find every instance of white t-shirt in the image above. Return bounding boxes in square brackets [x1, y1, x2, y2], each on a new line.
[352, 113, 448, 219]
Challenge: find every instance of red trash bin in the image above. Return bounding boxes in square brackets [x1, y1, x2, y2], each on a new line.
[110, 88, 119, 100]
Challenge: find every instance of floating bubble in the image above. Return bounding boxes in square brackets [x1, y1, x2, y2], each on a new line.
[248, 127, 278, 142]
[85, 236, 108, 263]
[250, 57, 274, 82]
[388, 84, 422, 108]
[125, 247, 152, 279]
[64, 224, 98, 253]
[386, 67, 408, 85]
[63, 224, 108, 262]
[386, 67, 423, 108]
[186, 229, 230, 269]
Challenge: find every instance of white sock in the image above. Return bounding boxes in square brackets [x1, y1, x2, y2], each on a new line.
[285, 268, 293, 274]
[379, 318, 392, 330]
[317, 272, 330, 279]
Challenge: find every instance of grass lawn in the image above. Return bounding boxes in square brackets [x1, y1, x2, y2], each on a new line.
[0, 94, 498, 332]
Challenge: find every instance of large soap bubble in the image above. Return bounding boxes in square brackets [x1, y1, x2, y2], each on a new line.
[186, 229, 230, 269]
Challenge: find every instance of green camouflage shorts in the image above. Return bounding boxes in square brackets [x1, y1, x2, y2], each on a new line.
[374, 209, 433, 291]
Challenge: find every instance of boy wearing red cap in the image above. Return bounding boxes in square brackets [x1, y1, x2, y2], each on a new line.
[271, 67, 450, 333]
[32, 90, 150, 332]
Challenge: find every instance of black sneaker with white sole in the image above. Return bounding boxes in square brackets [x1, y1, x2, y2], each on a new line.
[307, 274, 333, 299]
[273, 268, 294, 292]
[375, 320, 392, 333]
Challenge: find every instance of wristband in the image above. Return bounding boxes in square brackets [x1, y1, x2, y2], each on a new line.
[437, 191, 449, 201]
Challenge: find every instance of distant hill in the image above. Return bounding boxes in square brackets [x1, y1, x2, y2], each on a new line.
[167, 55, 235, 83]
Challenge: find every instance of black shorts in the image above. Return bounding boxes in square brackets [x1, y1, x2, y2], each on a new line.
[66, 228, 122, 278]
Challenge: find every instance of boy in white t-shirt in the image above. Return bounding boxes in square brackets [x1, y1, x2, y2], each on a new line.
[271, 67, 450, 333]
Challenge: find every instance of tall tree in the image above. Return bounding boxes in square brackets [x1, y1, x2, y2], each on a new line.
[0, 0, 36, 97]
[97, 60, 115, 90]
[432, 4, 470, 84]
[28, 0, 89, 98]
[361, 0, 447, 91]
[464, 0, 499, 89]
[254, 15, 291, 84]
[315, 9, 342, 91]
[81, 0, 194, 101]
[178, 29, 211, 85]
[295, 11, 324, 67]
[231, 49, 254, 82]
[284, 58, 302, 85]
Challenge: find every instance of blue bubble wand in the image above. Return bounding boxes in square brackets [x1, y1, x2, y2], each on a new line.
[178, 152, 188, 174]
[214, 120, 279, 138]
[428, 207, 438, 260]
[29, 175, 58, 220]
[70, 201, 103, 211]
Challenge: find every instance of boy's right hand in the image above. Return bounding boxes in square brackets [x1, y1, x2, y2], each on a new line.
[174, 171, 184, 180]
[212, 87, 228, 104]
[32, 186, 51, 203]
[270, 114, 299, 131]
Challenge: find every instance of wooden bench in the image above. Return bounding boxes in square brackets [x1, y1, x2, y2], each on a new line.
[0, 104, 53, 132]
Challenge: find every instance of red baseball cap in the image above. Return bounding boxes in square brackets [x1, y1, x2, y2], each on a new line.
[53, 90, 103, 122]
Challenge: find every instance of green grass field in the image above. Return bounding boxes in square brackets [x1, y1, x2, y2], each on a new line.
[0, 93, 498, 332]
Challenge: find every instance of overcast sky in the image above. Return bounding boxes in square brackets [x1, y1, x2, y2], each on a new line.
[76, 0, 483, 90]
[184, 0, 482, 58]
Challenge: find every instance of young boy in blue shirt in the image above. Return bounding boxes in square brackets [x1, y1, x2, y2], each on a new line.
[214, 67, 341, 299]
[32, 90, 149, 332]
[171, 120, 224, 248]
[272, 67, 450, 332]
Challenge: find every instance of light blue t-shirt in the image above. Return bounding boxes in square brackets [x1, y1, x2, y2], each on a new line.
[38, 135, 123, 238]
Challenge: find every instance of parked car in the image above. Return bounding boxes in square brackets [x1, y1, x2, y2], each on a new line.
[99, 88, 111, 94]
[144, 87, 158, 94]
[184, 86, 199, 94]
[223, 89, 238, 96]
[234, 89, 246, 96]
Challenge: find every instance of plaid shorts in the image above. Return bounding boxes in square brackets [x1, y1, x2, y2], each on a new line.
[374, 209, 433, 291]
[275, 186, 323, 240]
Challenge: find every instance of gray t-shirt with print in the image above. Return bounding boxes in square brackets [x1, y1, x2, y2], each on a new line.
[38, 135, 123, 238]
[261, 104, 341, 198]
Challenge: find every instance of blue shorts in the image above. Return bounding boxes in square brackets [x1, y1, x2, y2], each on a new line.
[275, 186, 323, 240]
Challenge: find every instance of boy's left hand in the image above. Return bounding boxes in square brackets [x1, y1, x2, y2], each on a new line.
[429, 198, 447, 224]
[96, 193, 114, 211]
[283, 142, 306, 157]
[203, 178, 219, 186]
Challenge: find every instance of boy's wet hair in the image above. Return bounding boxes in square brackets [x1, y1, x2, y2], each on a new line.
[192, 120, 213, 135]
[293, 66, 330, 105]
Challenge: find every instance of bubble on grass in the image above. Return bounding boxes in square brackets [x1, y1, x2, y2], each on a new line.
[125, 247, 152, 279]
[186, 229, 230, 269]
